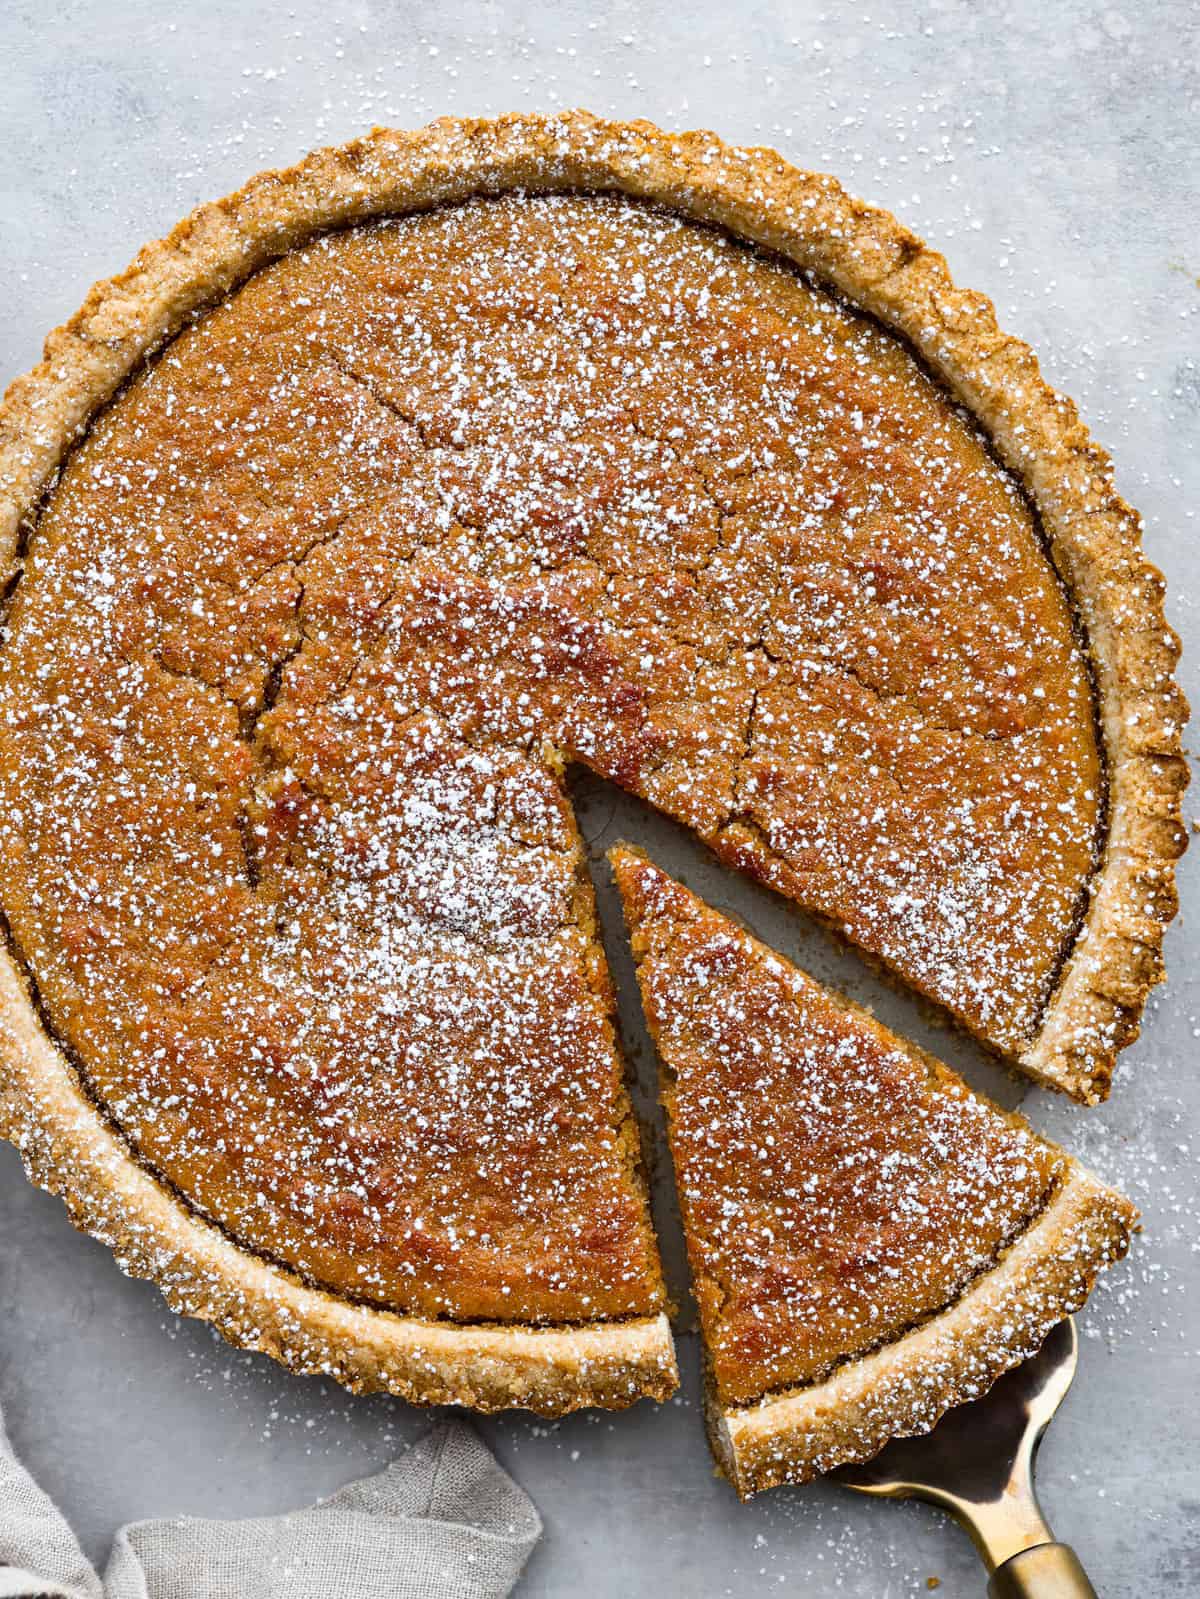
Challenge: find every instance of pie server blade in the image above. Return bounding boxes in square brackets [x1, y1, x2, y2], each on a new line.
[836, 1317, 1098, 1597]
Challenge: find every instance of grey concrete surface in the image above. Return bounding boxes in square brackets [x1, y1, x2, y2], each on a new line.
[1, 2, 1197, 1594]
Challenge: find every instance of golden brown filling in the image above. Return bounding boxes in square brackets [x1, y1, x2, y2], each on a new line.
[613, 850, 1063, 1407]
[0, 194, 1096, 1321]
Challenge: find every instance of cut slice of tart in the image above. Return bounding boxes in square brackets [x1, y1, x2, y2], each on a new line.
[612, 847, 1137, 1495]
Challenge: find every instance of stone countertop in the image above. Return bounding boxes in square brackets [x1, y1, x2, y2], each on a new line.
[1, 3, 1196, 1594]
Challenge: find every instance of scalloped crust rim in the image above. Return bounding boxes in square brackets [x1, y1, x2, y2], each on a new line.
[0, 946, 678, 1414]
[0, 111, 1183, 1410]
[711, 1164, 1136, 1497]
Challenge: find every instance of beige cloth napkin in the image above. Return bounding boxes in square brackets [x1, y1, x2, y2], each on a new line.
[0, 1416, 540, 1598]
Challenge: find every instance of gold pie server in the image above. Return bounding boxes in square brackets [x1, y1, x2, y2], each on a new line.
[837, 1317, 1099, 1597]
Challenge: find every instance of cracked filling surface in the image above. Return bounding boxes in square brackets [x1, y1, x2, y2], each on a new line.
[0, 194, 1099, 1322]
[613, 849, 1064, 1407]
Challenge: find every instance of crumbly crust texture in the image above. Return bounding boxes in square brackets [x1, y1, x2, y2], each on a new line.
[0, 112, 1182, 1408]
[714, 1166, 1134, 1496]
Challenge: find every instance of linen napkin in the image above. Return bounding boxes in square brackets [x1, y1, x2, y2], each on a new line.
[0, 1415, 540, 1599]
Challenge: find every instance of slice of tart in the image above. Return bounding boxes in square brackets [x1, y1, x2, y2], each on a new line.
[612, 847, 1137, 1495]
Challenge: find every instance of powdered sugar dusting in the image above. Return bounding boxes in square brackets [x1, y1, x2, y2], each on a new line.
[0, 192, 1100, 1328]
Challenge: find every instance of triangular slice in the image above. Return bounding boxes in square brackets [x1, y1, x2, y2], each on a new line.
[611, 847, 1137, 1496]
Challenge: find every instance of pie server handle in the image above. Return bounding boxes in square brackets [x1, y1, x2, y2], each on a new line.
[987, 1541, 1098, 1599]
[838, 1322, 1102, 1596]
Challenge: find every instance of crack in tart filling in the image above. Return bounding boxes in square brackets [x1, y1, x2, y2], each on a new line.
[0, 113, 1184, 1412]
[612, 847, 1137, 1495]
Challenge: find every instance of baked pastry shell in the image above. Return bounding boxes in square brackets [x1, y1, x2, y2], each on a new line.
[0, 111, 1184, 1404]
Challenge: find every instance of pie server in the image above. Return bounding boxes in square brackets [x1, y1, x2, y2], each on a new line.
[837, 1317, 1098, 1597]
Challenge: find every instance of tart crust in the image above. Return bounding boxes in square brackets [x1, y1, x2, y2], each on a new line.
[712, 1163, 1135, 1496]
[0, 112, 1183, 1404]
[0, 946, 677, 1412]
